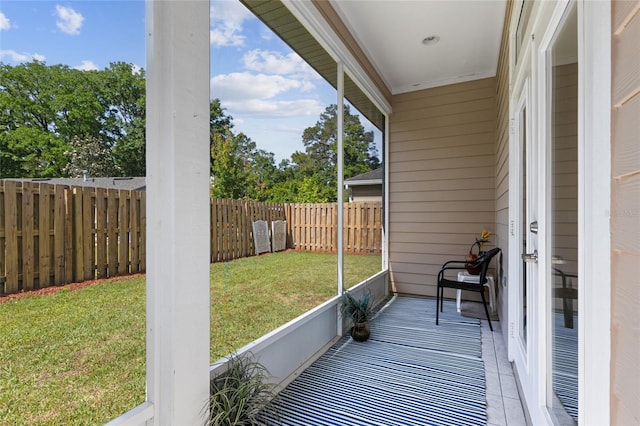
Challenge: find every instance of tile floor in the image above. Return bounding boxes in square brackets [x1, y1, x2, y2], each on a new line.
[481, 319, 529, 426]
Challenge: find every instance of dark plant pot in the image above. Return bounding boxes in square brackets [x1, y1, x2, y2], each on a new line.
[350, 323, 370, 341]
[465, 253, 481, 275]
[466, 264, 481, 275]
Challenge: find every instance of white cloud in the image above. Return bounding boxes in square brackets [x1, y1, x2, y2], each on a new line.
[210, 0, 253, 47]
[243, 50, 318, 80]
[75, 60, 98, 71]
[0, 12, 11, 30]
[212, 72, 312, 101]
[55, 5, 84, 35]
[210, 28, 244, 47]
[212, 72, 324, 119]
[226, 99, 323, 118]
[0, 50, 45, 63]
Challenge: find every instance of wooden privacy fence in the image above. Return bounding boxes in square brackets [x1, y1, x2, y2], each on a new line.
[0, 180, 146, 295]
[0, 179, 382, 295]
[211, 200, 383, 260]
[210, 199, 287, 263]
[285, 202, 382, 253]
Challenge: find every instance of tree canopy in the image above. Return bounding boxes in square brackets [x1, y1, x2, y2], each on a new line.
[2, 62, 381, 202]
[0, 61, 145, 178]
[286, 104, 380, 202]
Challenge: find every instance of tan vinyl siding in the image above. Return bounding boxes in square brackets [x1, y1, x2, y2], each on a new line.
[349, 185, 382, 202]
[388, 77, 497, 296]
[552, 63, 578, 314]
[495, 0, 512, 327]
[611, 1, 640, 424]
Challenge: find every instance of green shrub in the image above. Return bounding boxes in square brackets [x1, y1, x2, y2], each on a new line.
[206, 353, 277, 426]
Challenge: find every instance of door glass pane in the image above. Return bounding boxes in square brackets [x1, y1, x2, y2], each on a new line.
[548, 5, 578, 424]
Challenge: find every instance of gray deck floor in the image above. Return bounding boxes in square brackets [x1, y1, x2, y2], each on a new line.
[261, 296, 530, 425]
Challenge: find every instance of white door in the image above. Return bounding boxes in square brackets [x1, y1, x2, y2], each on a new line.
[509, 1, 610, 423]
[509, 1, 581, 424]
[509, 70, 539, 415]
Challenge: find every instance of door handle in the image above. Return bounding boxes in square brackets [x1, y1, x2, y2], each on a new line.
[522, 249, 538, 263]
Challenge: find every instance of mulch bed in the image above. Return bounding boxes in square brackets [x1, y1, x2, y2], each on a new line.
[0, 273, 145, 303]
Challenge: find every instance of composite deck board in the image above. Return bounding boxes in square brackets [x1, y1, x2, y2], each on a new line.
[552, 312, 578, 422]
[263, 297, 486, 425]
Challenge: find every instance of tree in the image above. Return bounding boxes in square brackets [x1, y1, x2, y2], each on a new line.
[102, 62, 146, 176]
[208, 102, 282, 201]
[0, 61, 146, 178]
[209, 99, 235, 178]
[289, 104, 380, 201]
[63, 135, 118, 177]
[210, 98, 233, 139]
[210, 132, 251, 199]
[249, 149, 279, 201]
[0, 61, 71, 176]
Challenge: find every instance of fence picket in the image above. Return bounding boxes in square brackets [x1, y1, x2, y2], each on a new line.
[38, 183, 51, 288]
[0, 182, 5, 290]
[22, 183, 35, 290]
[107, 189, 118, 277]
[96, 188, 108, 278]
[72, 187, 84, 282]
[130, 191, 140, 273]
[82, 187, 94, 281]
[63, 186, 73, 284]
[51, 184, 69, 285]
[118, 191, 129, 275]
[139, 193, 146, 272]
[4, 181, 19, 293]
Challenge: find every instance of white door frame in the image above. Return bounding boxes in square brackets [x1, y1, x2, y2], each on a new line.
[575, 0, 611, 423]
[508, 2, 541, 418]
[507, 0, 611, 424]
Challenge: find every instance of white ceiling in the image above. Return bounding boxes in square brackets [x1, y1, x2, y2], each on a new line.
[332, 1, 507, 95]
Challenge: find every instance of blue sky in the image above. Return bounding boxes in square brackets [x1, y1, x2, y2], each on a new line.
[0, 0, 380, 163]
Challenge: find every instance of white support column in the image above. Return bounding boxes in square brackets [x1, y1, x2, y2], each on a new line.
[146, 1, 210, 424]
[382, 116, 389, 271]
[337, 62, 344, 336]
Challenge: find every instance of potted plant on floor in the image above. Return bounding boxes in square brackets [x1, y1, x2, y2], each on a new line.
[340, 290, 373, 342]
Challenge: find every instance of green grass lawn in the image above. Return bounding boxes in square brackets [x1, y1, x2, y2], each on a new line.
[0, 251, 381, 425]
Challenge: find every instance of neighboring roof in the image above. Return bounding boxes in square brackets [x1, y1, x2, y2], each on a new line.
[9, 177, 147, 191]
[344, 168, 383, 186]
